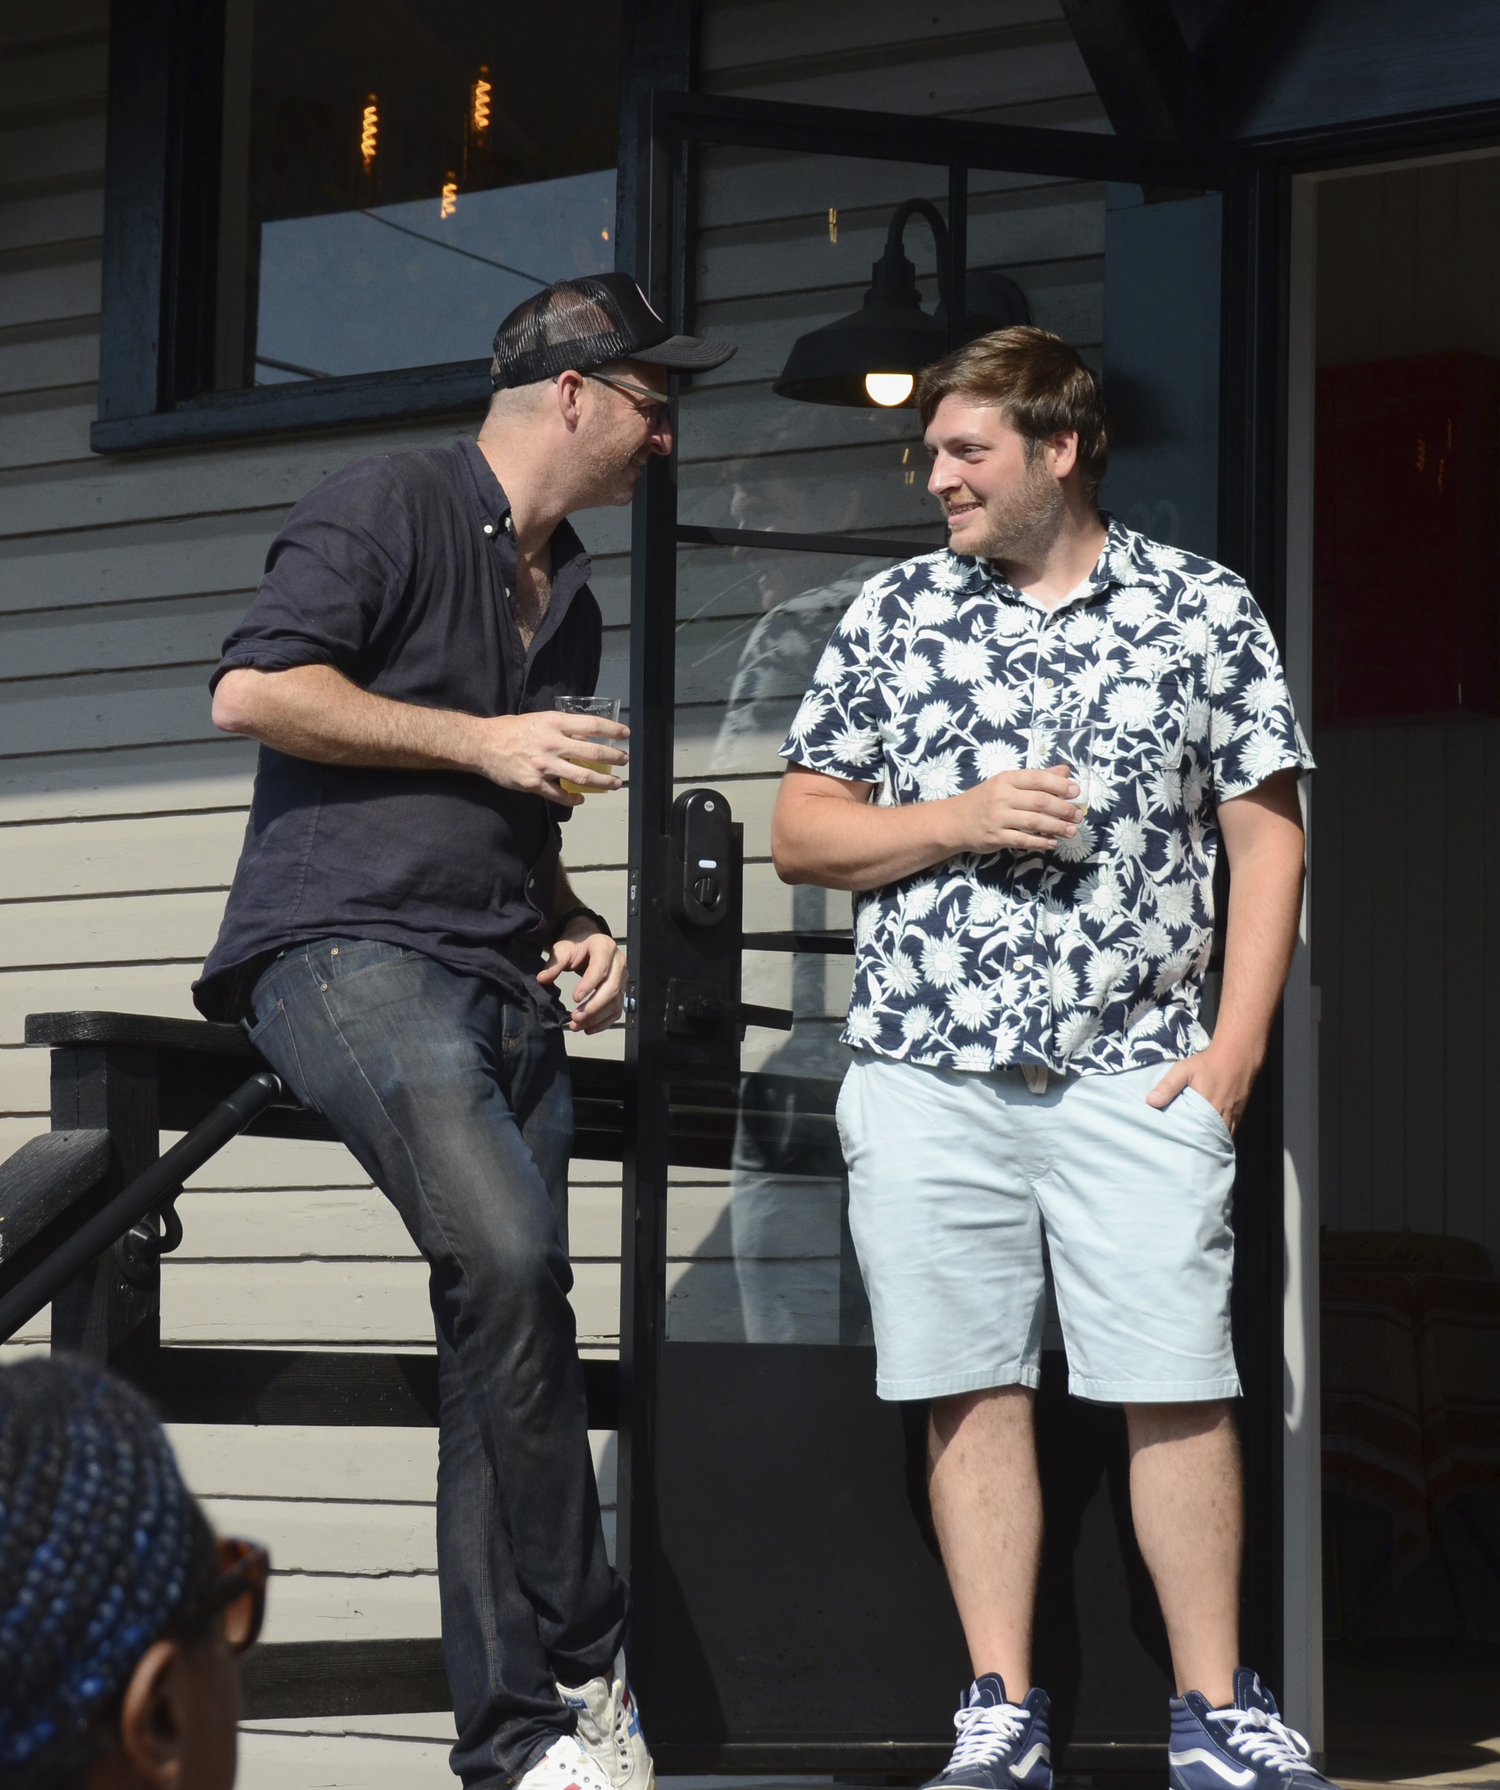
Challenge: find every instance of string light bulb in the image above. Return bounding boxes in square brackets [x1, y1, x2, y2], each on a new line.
[440, 174, 458, 219]
[472, 67, 491, 136]
[360, 95, 378, 172]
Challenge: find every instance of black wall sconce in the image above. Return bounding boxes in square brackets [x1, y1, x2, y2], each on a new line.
[773, 198, 1031, 408]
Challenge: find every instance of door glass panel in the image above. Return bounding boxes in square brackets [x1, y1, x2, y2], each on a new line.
[660, 159, 1222, 1352]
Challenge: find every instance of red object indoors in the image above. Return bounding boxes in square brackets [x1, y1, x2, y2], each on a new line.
[1314, 350, 1500, 725]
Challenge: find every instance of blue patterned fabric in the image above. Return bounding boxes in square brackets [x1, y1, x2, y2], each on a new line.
[780, 519, 1313, 1076]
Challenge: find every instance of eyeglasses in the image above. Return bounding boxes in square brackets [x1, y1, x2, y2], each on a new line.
[586, 371, 671, 429]
[176, 1537, 270, 1654]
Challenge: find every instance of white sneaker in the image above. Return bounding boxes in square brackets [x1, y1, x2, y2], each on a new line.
[518, 1734, 616, 1790]
[557, 1674, 655, 1790]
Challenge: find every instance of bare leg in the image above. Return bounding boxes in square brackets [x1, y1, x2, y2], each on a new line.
[1125, 1400, 1242, 1708]
[928, 1385, 1043, 1697]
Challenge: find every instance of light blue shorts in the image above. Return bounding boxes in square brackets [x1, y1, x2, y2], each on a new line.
[837, 1054, 1241, 1404]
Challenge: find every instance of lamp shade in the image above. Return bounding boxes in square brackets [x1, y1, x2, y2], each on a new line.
[772, 197, 1030, 408]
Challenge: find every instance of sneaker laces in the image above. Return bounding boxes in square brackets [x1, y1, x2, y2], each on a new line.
[1209, 1705, 1313, 1773]
[949, 1699, 1028, 1770]
[608, 1679, 631, 1772]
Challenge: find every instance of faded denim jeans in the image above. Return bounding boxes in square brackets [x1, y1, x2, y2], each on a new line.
[250, 937, 627, 1788]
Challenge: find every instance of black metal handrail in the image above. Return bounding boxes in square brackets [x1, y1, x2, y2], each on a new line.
[0, 1072, 283, 1344]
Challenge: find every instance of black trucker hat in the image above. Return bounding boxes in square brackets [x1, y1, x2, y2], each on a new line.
[491, 272, 735, 390]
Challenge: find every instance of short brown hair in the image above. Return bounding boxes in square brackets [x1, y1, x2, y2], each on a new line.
[915, 325, 1108, 500]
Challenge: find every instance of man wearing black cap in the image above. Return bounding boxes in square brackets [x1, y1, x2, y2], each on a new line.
[196, 275, 734, 1790]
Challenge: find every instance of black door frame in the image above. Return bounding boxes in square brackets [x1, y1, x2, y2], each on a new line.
[617, 85, 1277, 1755]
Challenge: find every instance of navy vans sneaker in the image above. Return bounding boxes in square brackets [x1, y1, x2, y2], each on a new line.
[1169, 1669, 1337, 1789]
[924, 1675, 1051, 1790]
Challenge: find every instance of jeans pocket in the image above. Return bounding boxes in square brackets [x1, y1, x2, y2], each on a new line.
[246, 999, 317, 1113]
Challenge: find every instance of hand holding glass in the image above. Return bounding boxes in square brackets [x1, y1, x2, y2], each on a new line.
[558, 695, 626, 797]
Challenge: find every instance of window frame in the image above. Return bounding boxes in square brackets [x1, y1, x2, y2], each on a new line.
[91, 0, 638, 453]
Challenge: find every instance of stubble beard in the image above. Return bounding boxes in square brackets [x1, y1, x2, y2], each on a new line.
[952, 453, 1067, 563]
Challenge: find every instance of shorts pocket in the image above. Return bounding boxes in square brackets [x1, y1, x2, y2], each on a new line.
[1178, 1083, 1234, 1150]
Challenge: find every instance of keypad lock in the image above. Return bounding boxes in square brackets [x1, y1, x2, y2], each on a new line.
[670, 788, 733, 928]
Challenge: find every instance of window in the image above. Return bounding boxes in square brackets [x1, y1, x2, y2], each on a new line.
[94, 0, 622, 449]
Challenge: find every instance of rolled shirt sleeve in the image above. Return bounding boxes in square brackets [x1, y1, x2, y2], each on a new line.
[1202, 575, 1316, 801]
[778, 584, 886, 783]
[211, 459, 412, 692]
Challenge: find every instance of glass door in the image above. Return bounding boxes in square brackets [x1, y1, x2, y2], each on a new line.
[620, 91, 1253, 1775]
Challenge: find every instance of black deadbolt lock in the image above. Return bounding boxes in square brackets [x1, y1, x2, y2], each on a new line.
[670, 788, 733, 928]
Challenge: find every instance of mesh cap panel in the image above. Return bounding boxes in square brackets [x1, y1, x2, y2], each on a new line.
[491, 272, 734, 390]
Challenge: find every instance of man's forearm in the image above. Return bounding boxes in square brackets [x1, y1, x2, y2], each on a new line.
[1211, 836, 1304, 1069]
[773, 786, 963, 891]
[213, 664, 482, 773]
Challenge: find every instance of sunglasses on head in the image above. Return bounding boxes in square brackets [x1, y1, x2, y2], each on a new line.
[175, 1537, 270, 1655]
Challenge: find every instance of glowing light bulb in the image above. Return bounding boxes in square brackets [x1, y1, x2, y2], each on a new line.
[601, 228, 610, 241]
[360, 96, 378, 171]
[472, 69, 491, 135]
[440, 175, 458, 219]
[865, 371, 913, 406]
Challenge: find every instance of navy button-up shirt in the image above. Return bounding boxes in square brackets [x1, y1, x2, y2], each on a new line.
[194, 440, 602, 1025]
[781, 520, 1313, 1076]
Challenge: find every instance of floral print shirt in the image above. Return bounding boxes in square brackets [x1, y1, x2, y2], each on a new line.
[779, 519, 1313, 1076]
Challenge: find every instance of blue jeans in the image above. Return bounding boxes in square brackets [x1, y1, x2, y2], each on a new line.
[249, 938, 627, 1787]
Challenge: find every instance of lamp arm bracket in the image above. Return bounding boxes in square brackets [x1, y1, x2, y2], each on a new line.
[884, 198, 951, 312]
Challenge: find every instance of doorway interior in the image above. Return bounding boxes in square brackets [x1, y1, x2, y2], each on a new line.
[1294, 148, 1500, 1787]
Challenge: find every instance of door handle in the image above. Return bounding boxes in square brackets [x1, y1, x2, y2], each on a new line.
[664, 979, 793, 1036]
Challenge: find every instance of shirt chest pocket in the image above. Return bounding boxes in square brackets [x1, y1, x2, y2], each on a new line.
[1098, 671, 1192, 769]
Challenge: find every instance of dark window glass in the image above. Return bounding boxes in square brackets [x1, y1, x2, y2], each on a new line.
[215, 0, 621, 388]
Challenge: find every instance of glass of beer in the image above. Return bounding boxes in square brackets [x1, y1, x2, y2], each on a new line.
[558, 695, 623, 797]
[1030, 710, 1095, 815]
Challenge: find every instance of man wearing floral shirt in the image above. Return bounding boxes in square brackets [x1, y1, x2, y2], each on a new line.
[772, 328, 1327, 1790]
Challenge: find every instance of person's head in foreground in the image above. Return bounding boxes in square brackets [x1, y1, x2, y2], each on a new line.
[0, 1358, 268, 1790]
[916, 324, 1107, 563]
[483, 271, 734, 510]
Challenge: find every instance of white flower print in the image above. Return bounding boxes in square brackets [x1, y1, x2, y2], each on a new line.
[949, 982, 998, 1029]
[1105, 682, 1159, 730]
[777, 520, 1312, 1075]
[882, 952, 921, 997]
[914, 750, 964, 800]
[922, 934, 968, 989]
[1237, 727, 1292, 786]
[830, 722, 879, 766]
[915, 700, 957, 742]
[973, 679, 1027, 726]
[1178, 615, 1212, 657]
[901, 1004, 936, 1041]
[1056, 1010, 1100, 1057]
[968, 888, 1005, 927]
[813, 643, 847, 687]
[913, 589, 956, 626]
[846, 1005, 880, 1045]
[1135, 917, 1173, 960]
[894, 652, 937, 700]
[903, 881, 939, 921]
[1113, 587, 1157, 626]
[1109, 815, 1148, 859]
[975, 738, 1024, 780]
[941, 637, 992, 683]
[1080, 869, 1123, 920]
[1154, 882, 1196, 928]
[1054, 820, 1097, 865]
[1044, 958, 1079, 1007]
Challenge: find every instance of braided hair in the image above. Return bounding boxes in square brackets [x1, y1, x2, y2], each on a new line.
[0, 1357, 218, 1788]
